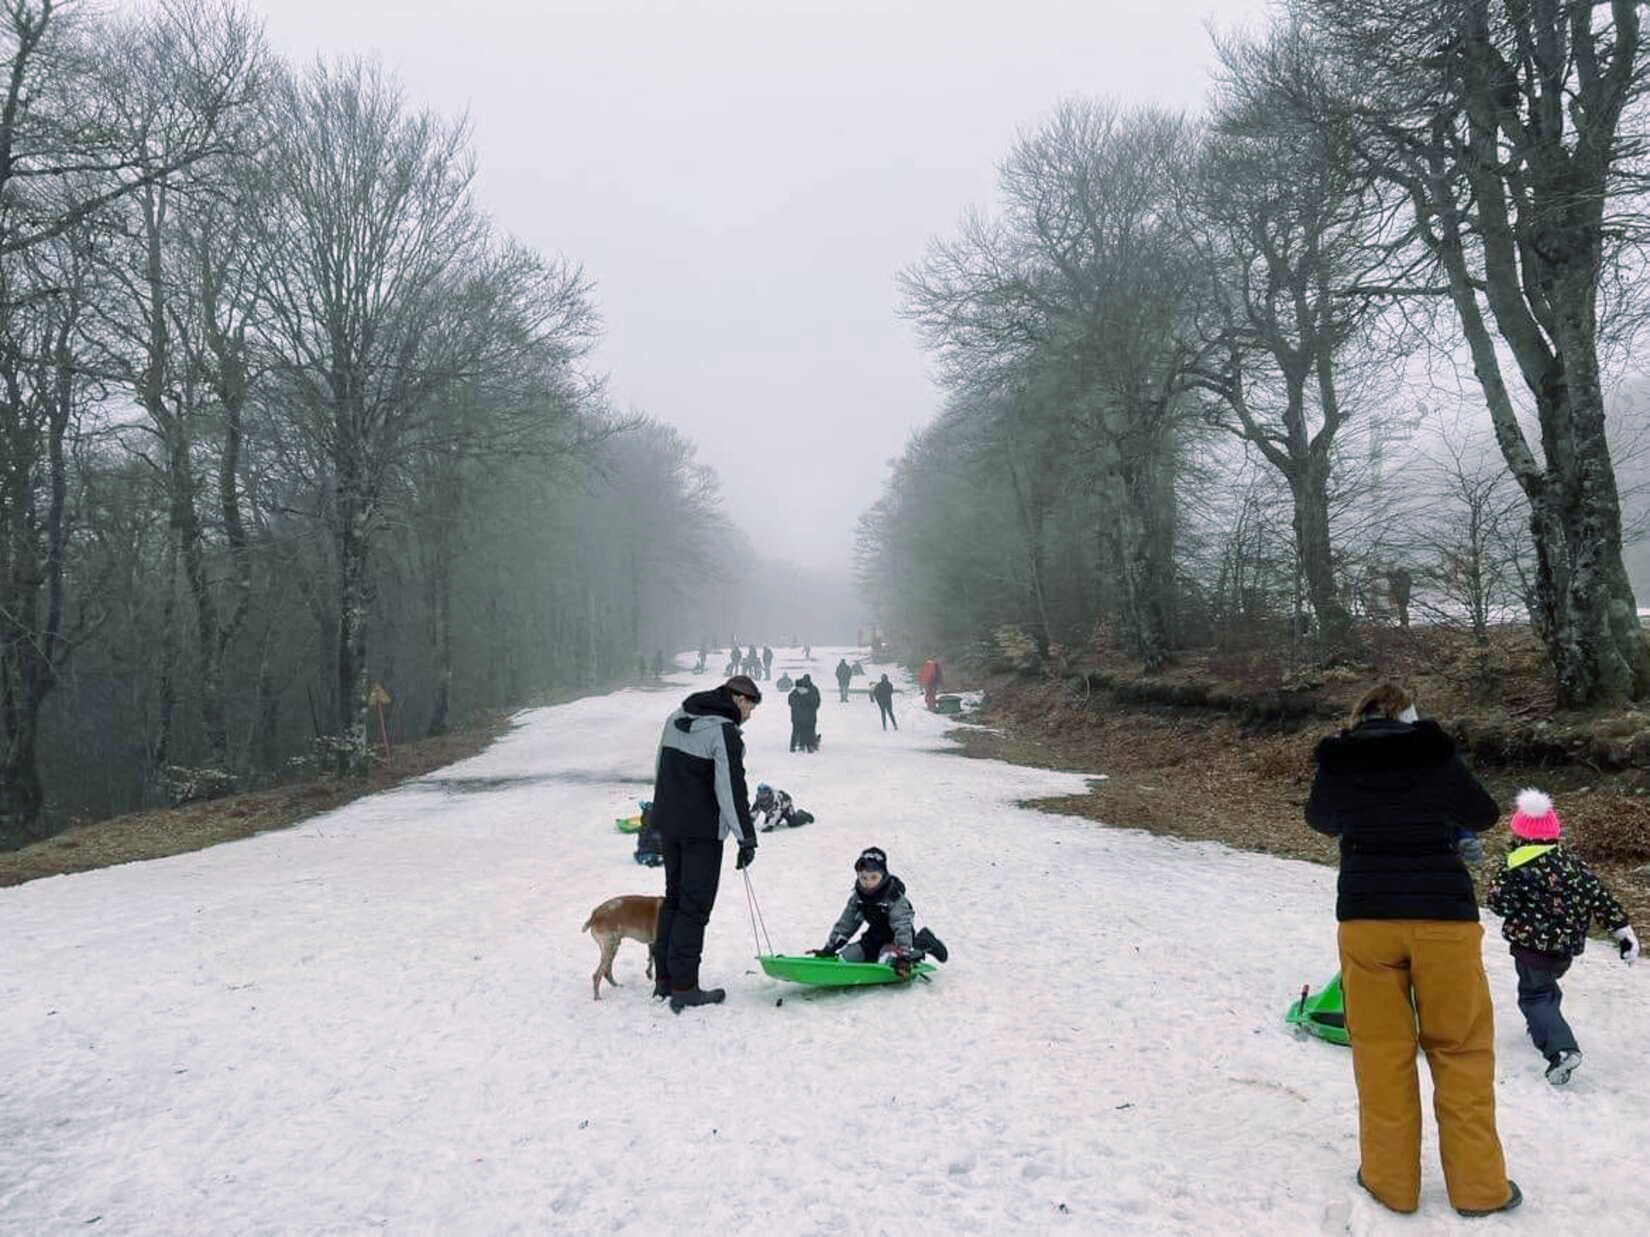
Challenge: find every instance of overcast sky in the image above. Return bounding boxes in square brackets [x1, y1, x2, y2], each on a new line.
[255, 0, 1273, 573]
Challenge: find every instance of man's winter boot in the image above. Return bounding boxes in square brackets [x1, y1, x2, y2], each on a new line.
[915, 927, 948, 963]
[669, 986, 726, 1013]
[1354, 1169, 1417, 1215]
[1545, 1049, 1582, 1086]
[652, 977, 671, 1000]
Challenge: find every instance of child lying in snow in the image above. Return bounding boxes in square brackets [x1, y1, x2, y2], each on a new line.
[752, 784, 814, 832]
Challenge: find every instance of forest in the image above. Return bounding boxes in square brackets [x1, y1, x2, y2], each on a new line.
[0, 0, 827, 847]
[859, 0, 1650, 721]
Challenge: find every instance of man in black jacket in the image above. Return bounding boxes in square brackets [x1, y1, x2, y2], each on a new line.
[649, 674, 762, 1012]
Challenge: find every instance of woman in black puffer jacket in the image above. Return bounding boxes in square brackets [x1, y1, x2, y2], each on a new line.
[1305, 682, 1517, 1219]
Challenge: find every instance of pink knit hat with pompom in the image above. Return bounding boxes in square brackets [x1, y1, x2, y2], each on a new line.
[1509, 788, 1563, 841]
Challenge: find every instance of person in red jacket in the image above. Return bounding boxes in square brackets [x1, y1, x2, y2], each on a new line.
[917, 658, 942, 711]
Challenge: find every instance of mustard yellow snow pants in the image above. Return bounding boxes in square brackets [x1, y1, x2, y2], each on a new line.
[1338, 919, 1510, 1214]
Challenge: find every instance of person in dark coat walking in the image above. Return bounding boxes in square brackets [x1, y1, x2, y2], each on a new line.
[649, 674, 762, 1012]
[835, 658, 853, 702]
[1305, 683, 1517, 1218]
[787, 674, 821, 752]
[762, 646, 773, 679]
[871, 674, 897, 730]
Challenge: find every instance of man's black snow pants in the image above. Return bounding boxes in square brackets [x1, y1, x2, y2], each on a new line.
[654, 835, 724, 992]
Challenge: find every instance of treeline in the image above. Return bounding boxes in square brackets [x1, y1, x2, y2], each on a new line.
[859, 1, 1650, 709]
[0, 1, 740, 847]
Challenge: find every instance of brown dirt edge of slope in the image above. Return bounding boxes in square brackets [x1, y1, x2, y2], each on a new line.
[943, 648, 1650, 931]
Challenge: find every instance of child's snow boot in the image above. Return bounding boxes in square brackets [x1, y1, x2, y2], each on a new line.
[1544, 1049, 1582, 1086]
[915, 927, 948, 963]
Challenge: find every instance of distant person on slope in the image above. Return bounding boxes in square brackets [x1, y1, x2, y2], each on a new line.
[787, 673, 822, 753]
[918, 658, 942, 711]
[871, 674, 897, 730]
[752, 783, 814, 832]
[835, 658, 853, 702]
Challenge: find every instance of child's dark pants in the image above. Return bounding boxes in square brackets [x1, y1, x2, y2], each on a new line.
[1511, 946, 1579, 1056]
[840, 926, 893, 962]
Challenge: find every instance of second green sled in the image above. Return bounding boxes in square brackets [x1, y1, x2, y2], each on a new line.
[758, 953, 935, 987]
[1286, 972, 1350, 1046]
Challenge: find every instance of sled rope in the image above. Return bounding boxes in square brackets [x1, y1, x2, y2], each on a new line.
[743, 869, 774, 956]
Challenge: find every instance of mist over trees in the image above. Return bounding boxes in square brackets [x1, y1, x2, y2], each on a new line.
[863, 2, 1650, 709]
[0, 2, 795, 848]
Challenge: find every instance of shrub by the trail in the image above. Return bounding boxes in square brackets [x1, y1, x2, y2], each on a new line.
[1569, 796, 1650, 863]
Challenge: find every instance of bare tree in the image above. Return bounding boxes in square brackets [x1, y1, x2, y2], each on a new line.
[901, 100, 1204, 668]
[1187, 24, 1402, 658]
[1287, 0, 1650, 706]
[1, 0, 261, 845]
[256, 56, 489, 770]
[86, 0, 266, 775]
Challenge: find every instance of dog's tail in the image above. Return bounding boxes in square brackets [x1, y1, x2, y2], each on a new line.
[580, 913, 594, 933]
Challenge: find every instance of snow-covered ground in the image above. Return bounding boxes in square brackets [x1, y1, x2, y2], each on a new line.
[3, 648, 1648, 1235]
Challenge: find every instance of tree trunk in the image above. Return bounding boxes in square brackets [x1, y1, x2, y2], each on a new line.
[1290, 454, 1358, 657]
[1112, 454, 1173, 671]
[0, 314, 72, 847]
[427, 536, 452, 736]
[335, 458, 372, 774]
[149, 534, 180, 795]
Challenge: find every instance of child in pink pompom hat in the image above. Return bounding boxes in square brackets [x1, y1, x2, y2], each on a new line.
[1508, 787, 1564, 840]
[1486, 788, 1639, 1086]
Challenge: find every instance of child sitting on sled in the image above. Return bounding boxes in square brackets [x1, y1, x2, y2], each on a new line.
[1484, 788, 1640, 1086]
[809, 847, 947, 976]
[752, 783, 815, 832]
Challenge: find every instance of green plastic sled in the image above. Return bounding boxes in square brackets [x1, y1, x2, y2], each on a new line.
[758, 953, 936, 987]
[1286, 972, 1350, 1046]
[615, 815, 643, 833]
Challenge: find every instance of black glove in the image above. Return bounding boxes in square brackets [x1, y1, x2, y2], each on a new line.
[808, 942, 839, 958]
[889, 952, 913, 978]
[736, 842, 756, 870]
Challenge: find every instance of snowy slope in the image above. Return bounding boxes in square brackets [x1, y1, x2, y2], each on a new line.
[3, 649, 1647, 1235]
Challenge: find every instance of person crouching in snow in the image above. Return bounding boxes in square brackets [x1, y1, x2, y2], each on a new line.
[1484, 788, 1639, 1087]
[752, 783, 814, 832]
[809, 847, 947, 976]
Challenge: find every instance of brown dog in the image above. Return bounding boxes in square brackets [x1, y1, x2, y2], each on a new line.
[582, 894, 664, 1000]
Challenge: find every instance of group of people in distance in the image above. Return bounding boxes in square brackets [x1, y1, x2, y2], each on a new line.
[1307, 682, 1637, 1219]
[642, 666, 948, 1014]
